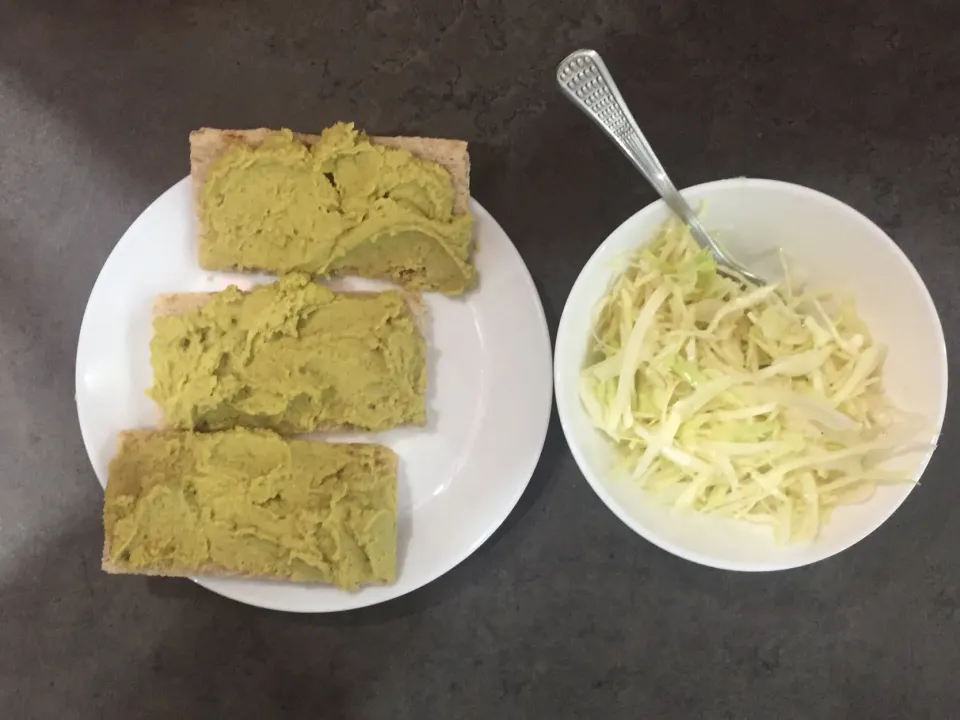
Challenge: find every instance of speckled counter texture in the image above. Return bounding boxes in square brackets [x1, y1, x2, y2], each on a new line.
[1, 0, 958, 717]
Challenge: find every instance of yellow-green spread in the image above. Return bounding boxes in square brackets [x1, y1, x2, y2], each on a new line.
[103, 429, 396, 588]
[148, 274, 426, 432]
[199, 124, 476, 294]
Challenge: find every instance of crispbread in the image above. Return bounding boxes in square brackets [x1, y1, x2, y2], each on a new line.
[190, 126, 475, 293]
[188, 127, 471, 216]
[152, 292, 212, 318]
[102, 429, 398, 586]
[148, 277, 427, 432]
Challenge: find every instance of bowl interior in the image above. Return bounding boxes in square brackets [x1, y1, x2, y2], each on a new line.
[555, 178, 947, 570]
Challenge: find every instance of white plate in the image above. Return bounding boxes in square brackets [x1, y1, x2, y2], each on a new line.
[76, 178, 552, 612]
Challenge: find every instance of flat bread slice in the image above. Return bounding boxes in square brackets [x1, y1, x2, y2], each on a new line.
[189, 127, 470, 214]
[102, 429, 397, 589]
[189, 126, 475, 294]
[148, 274, 427, 433]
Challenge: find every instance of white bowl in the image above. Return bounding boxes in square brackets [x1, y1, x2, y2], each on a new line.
[555, 178, 948, 571]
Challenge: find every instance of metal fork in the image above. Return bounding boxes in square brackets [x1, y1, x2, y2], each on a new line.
[557, 49, 764, 285]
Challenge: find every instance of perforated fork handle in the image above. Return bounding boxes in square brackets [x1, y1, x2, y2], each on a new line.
[557, 50, 674, 192]
[556, 49, 754, 280]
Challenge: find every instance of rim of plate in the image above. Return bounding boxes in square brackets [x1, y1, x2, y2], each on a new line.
[75, 179, 553, 611]
[554, 177, 948, 572]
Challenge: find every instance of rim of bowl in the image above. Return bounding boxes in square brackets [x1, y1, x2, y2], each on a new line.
[555, 177, 949, 572]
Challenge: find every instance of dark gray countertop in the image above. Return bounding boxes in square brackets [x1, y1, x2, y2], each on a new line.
[1, 1, 957, 717]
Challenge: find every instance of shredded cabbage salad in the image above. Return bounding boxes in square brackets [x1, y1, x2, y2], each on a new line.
[579, 219, 928, 543]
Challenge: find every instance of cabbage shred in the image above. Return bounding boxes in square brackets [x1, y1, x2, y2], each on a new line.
[579, 219, 918, 543]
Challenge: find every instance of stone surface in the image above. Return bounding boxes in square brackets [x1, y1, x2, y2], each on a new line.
[1, 0, 958, 717]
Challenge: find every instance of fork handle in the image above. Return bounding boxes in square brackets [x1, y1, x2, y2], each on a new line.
[557, 49, 743, 272]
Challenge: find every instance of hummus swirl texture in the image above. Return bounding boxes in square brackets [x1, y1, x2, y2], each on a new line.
[148, 274, 426, 433]
[199, 124, 475, 294]
[103, 429, 397, 588]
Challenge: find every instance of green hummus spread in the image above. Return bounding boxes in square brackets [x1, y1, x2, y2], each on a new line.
[148, 274, 426, 433]
[199, 124, 476, 294]
[104, 429, 396, 588]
